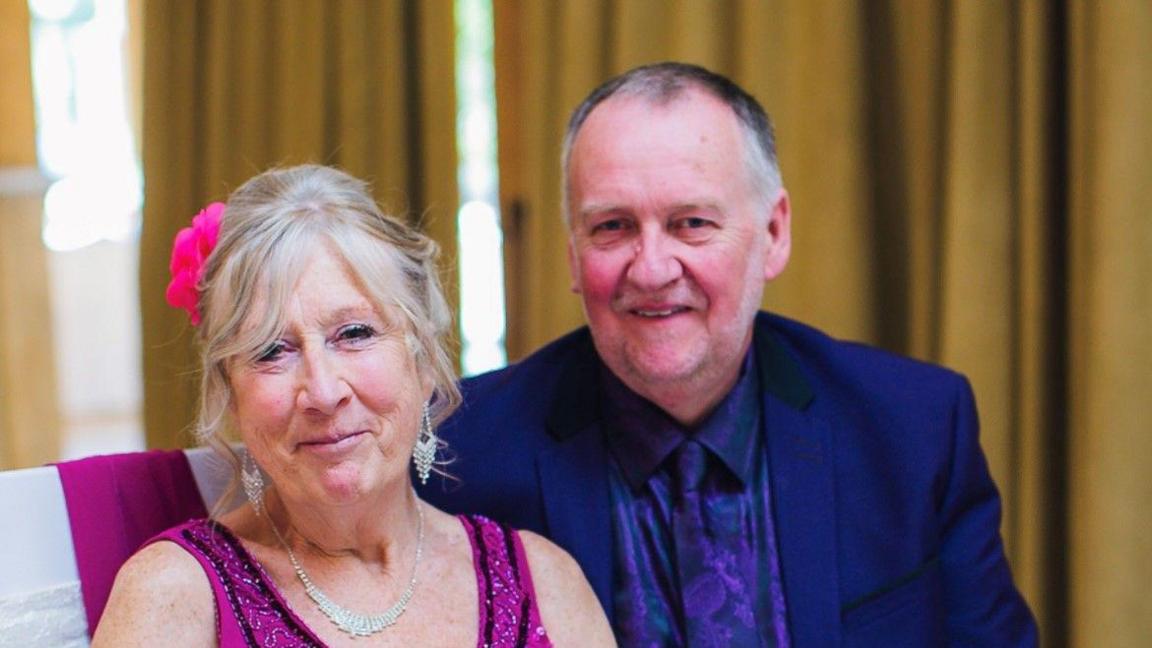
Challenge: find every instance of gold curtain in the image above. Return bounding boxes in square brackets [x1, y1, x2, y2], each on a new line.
[0, 0, 61, 470]
[1067, 4, 1152, 646]
[493, 0, 1152, 645]
[141, 0, 458, 450]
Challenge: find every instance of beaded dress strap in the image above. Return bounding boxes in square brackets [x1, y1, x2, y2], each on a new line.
[151, 519, 323, 647]
[459, 514, 552, 648]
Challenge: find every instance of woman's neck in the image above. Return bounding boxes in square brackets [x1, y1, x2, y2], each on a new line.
[263, 482, 421, 566]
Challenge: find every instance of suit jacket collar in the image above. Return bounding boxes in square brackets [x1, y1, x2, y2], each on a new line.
[753, 313, 815, 409]
[540, 318, 841, 642]
[544, 330, 602, 441]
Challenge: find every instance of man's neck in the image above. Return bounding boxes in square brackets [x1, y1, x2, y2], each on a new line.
[620, 367, 743, 428]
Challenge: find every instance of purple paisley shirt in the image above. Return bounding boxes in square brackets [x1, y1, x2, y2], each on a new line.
[602, 351, 791, 648]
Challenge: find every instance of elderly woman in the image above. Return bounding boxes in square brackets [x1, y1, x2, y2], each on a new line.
[93, 165, 613, 647]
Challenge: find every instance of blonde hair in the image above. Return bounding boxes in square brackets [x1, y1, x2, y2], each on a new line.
[192, 165, 459, 510]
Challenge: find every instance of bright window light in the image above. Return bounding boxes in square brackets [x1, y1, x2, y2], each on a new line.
[29, 0, 141, 252]
[456, 0, 507, 375]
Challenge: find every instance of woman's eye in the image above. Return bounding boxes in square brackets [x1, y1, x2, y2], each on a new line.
[338, 324, 376, 342]
[255, 341, 287, 363]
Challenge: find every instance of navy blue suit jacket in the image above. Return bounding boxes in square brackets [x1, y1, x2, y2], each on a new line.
[419, 313, 1037, 646]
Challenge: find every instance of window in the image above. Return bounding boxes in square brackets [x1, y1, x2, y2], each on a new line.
[28, 0, 144, 457]
[455, 0, 507, 375]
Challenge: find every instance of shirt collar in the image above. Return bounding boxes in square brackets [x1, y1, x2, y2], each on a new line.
[601, 350, 762, 492]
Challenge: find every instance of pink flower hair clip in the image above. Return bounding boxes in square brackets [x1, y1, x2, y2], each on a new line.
[165, 202, 224, 326]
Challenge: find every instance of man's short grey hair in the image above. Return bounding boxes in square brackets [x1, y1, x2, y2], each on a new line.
[561, 61, 783, 224]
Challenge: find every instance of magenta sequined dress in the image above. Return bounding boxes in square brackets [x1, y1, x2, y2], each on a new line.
[149, 515, 552, 647]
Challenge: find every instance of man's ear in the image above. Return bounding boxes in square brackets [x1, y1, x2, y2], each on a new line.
[763, 190, 792, 281]
[567, 237, 582, 294]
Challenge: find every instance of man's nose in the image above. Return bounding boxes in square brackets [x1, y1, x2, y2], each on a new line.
[625, 230, 683, 290]
[296, 349, 352, 415]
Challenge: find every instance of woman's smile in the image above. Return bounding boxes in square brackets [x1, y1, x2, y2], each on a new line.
[296, 429, 371, 457]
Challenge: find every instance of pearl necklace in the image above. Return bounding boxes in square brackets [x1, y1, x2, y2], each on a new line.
[268, 501, 425, 637]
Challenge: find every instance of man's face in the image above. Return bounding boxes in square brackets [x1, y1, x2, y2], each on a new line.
[566, 89, 790, 418]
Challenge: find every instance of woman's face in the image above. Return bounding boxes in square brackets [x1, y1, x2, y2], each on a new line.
[229, 244, 428, 507]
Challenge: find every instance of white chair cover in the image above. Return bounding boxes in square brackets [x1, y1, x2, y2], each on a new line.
[0, 447, 233, 646]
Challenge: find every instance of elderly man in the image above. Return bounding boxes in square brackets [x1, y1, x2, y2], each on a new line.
[420, 62, 1037, 646]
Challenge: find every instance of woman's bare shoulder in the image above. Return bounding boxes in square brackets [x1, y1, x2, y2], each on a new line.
[518, 530, 617, 647]
[91, 540, 216, 647]
[517, 530, 585, 585]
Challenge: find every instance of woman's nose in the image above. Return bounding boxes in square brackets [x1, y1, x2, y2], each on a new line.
[296, 349, 352, 415]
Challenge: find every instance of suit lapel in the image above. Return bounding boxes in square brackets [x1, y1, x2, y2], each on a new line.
[537, 429, 614, 617]
[537, 332, 616, 619]
[756, 318, 841, 646]
[764, 397, 840, 646]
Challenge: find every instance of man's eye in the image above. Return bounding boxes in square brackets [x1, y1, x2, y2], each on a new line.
[591, 219, 627, 233]
[255, 341, 287, 363]
[677, 217, 711, 229]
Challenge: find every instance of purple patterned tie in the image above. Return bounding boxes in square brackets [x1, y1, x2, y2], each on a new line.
[673, 439, 765, 647]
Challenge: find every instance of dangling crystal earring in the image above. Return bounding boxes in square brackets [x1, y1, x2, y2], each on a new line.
[413, 402, 437, 485]
[242, 451, 265, 515]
